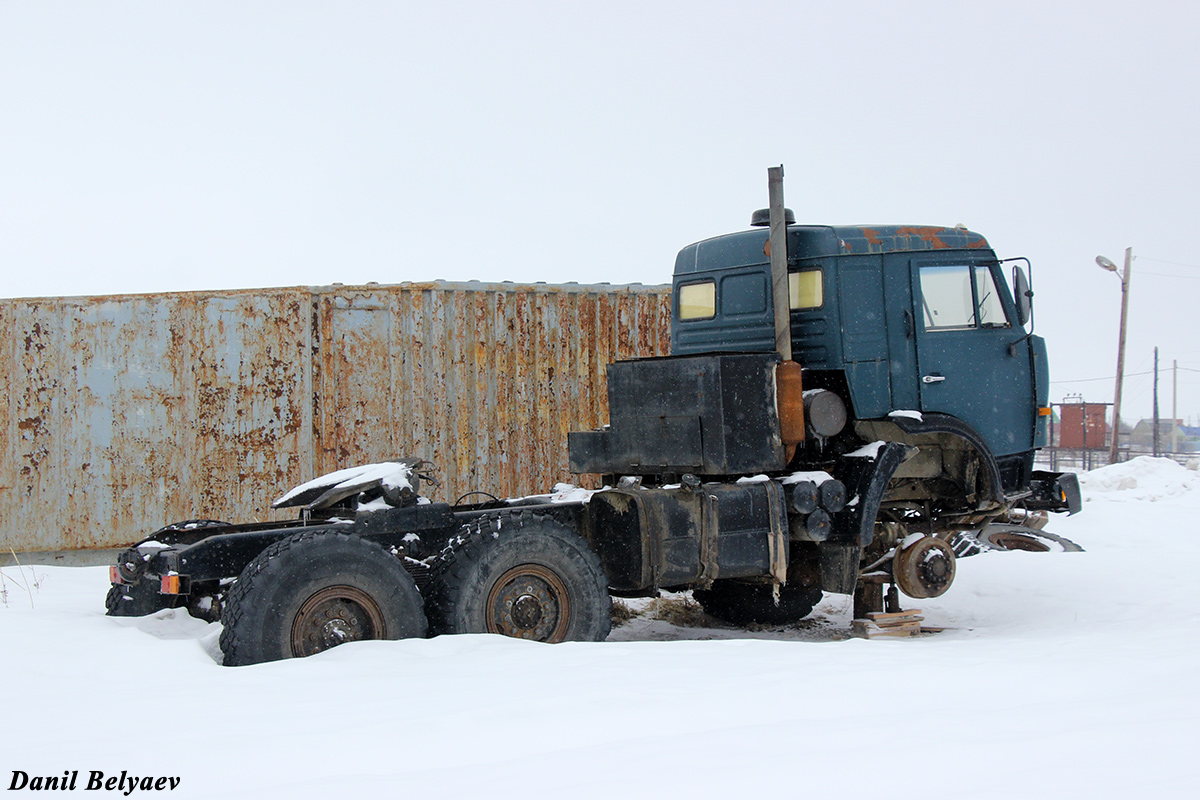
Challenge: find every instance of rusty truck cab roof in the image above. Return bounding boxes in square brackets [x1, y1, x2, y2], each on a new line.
[674, 224, 993, 274]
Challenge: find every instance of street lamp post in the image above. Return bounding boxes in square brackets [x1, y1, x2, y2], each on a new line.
[1096, 247, 1132, 465]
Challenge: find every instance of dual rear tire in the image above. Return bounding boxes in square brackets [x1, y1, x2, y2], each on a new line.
[693, 580, 823, 626]
[219, 516, 611, 666]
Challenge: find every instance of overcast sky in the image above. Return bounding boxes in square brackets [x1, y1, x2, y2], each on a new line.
[2, 1, 1197, 423]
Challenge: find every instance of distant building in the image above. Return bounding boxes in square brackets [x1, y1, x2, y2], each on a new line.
[1128, 419, 1199, 452]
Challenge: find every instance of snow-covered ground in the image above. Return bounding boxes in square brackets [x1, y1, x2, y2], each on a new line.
[2, 457, 1198, 798]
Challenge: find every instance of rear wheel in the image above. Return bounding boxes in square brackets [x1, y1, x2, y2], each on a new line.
[693, 580, 823, 626]
[426, 515, 611, 642]
[219, 529, 426, 666]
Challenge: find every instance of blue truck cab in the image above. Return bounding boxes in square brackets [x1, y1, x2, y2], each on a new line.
[670, 221, 1071, 516]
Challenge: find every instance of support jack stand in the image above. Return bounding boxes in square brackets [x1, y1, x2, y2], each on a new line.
[852, 573, 929, 638]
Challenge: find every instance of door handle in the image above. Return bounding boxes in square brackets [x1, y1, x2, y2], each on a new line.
[922, 374, 946, 384]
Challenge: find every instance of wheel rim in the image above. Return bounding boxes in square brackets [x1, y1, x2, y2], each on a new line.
[290, 585, 386, 657]
[894, 537, 956, 598]
[989, 531, 1051, 552]
[485, 564, 571, 642]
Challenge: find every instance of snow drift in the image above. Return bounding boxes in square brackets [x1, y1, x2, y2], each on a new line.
[1, 456, 1197, 798]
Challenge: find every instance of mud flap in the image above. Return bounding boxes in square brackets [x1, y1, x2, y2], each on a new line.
[816, 543, 860, 595]
[1026, 471, 1082, 515]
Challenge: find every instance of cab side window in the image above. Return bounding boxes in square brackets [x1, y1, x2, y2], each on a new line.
[789, 269, 823, 310]
[919, 265, 975, 329]
[678, 280, 716, 320]
[919, 265, 1010, 330]
[974, 266, 1008, 328]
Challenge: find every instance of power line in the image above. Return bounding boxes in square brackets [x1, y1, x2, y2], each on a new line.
[1051, 369, 1154, 385]
[1137, 256, 1200, 270]
[1051, 366, 1200, 385]
[1135, 270, 1200, 281]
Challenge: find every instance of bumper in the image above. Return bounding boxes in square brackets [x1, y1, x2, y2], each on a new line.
[1025, 471, 1082, 515]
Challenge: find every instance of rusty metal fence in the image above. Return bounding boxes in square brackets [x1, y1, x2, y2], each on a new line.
[1, 281, 670, 554]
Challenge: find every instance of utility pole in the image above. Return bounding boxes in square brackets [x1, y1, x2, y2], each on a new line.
[1082, 396, 1089, 471]
[1173, 359, 1179, 453]
[1153, 346, 1160, 457]
[1097, 247, 1132, 465]
[1049, 405, 1056, 471]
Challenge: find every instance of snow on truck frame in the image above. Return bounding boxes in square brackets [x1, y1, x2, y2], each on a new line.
[106, 170, 1082, 665]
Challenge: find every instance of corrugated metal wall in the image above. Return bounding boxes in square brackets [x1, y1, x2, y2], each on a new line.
[0, 281, 670, 553]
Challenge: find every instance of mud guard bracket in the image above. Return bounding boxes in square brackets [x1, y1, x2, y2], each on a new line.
[833, 441, 911, 547]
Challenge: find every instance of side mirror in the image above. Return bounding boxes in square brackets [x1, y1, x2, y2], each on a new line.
[1012, 266, 1032, 327]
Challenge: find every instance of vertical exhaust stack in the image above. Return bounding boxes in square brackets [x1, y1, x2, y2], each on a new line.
[767, 166, 792, 362]
[767, 165, 805, 460]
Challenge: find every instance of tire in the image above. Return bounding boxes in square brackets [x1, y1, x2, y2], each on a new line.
[693, 580, 823, 626]
[947, 530, 989, 558]
[219, 530, 427, 667]
[426, 515, 611, 643]
[104, 581, 180, 617]
[976, 524, 1084, 553]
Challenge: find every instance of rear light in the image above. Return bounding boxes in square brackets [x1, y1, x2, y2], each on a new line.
[109, 565, 124, 585]
[160, 574, 183, 595]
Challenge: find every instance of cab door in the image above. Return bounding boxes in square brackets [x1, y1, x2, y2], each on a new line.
[911, 261, 1034, 457]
